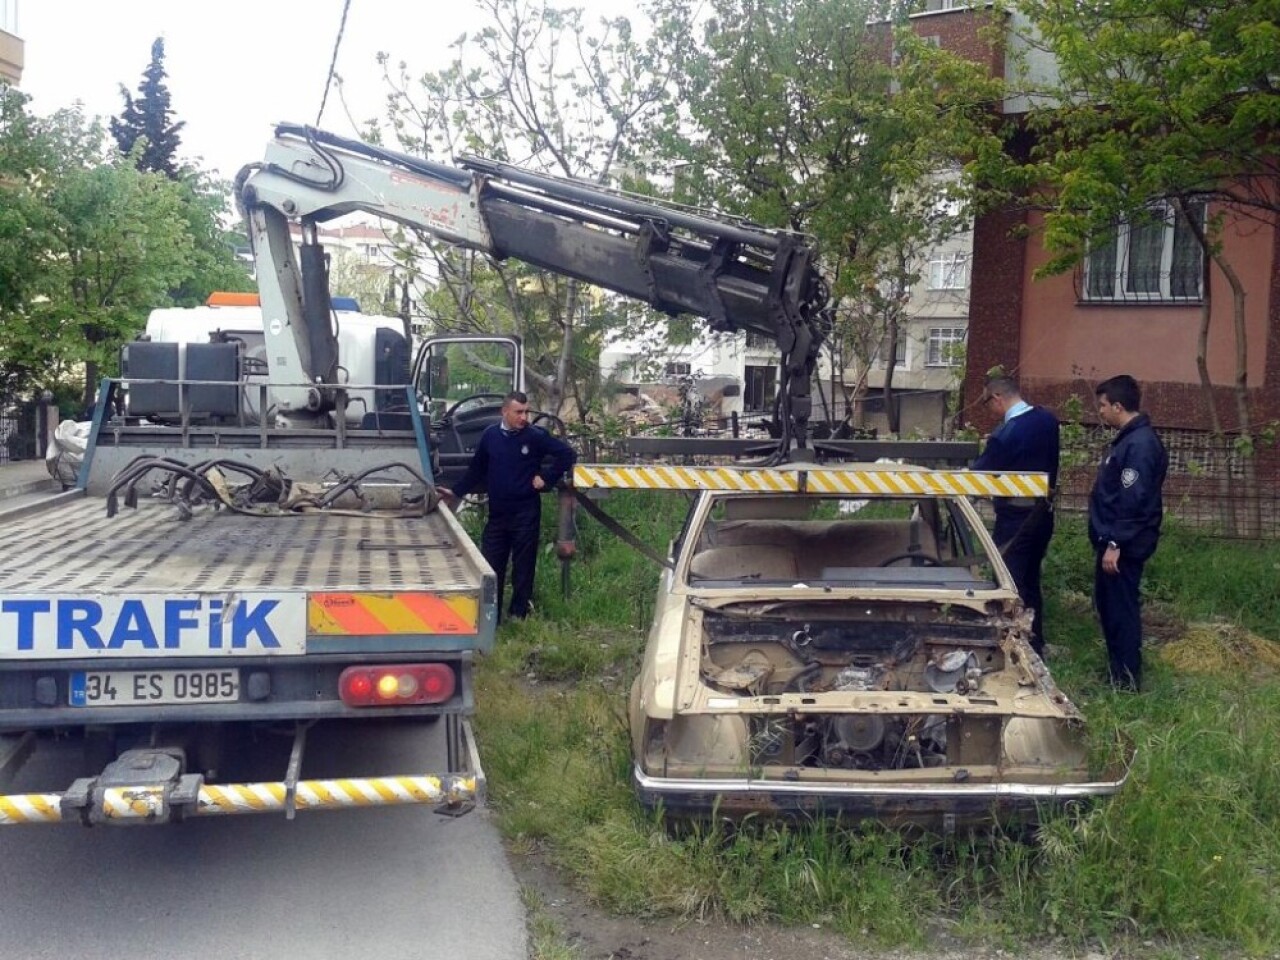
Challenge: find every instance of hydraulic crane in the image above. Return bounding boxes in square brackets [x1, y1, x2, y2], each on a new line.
[235, 124, 833, 456]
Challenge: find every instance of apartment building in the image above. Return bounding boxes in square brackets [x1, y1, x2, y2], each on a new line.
[1, 0, 22, 86]
[936, 3, 1280, 440]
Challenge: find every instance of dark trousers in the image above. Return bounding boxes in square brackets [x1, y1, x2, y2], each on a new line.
[995, 507, 1054, 655]
[481, 501, 541, 621]
[1094, 550, 1146, 689]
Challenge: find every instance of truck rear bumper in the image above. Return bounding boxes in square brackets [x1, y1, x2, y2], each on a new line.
[0, 717, 485, 826]
[0, 654, 474, 729]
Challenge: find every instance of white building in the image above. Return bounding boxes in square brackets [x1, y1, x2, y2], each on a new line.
[863, 227, 972, 394]
[601, 324, 842, 421]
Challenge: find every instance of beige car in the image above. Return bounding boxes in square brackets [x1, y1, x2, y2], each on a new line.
[628, 473, 1130, 828]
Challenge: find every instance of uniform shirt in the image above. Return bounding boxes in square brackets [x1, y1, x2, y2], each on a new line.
[971, 404, 1060, 516]
[451, 423, 576, 512]
[1088, 413, 1168, 560]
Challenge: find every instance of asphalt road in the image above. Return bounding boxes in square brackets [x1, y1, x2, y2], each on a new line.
[0, 719, 527, 960]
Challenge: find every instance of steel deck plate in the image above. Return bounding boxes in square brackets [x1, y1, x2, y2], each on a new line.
[0, 500, 477, 595]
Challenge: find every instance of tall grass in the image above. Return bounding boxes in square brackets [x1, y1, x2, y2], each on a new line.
[471, 495, 1280, 953]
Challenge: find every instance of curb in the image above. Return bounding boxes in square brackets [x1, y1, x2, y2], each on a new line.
[0, 476, 61, 501]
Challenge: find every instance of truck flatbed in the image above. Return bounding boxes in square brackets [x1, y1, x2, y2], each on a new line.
[0, 497, 494, 731]
[1, 498, 482, 597]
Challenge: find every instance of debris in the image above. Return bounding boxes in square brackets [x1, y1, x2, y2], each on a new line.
[1159, 619, 1280, 677]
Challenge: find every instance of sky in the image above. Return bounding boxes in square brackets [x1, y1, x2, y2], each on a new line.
[15, 0, 636, 182]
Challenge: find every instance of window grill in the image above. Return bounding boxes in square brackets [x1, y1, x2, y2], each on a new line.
[1079, 202, 1204, 303]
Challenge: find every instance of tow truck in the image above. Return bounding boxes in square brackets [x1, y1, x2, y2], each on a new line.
[0, 123, 837, 826]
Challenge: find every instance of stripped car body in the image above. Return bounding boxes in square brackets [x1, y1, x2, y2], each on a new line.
[627, 465, 1129, 827]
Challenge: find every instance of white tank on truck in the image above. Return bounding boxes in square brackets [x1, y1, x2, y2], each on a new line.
[135, 293, 412, 426]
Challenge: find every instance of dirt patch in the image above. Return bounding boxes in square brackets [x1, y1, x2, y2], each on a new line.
[1140, 601, 1187, 647]
[1057, 592, 1187, 648]
[509, 843, 1119, 960]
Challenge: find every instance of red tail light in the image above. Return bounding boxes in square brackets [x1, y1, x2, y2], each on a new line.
[339, 664, 456, 707]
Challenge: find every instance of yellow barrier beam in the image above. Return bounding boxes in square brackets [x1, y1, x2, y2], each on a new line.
[0, 774, 477, 825]
[572, 465, 1049, 498]
[0, 793, 62, 825]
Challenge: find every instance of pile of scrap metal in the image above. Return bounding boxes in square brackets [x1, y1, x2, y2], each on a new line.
[104, 457, 440, 521]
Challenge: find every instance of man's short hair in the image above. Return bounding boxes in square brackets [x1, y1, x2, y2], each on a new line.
[981, 376, 1019, 402]
[1095, 375, 1141, 412]
[503, 390, 529, 407]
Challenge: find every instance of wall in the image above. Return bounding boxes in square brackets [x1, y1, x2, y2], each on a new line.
[1017, 208, 1273, 388]
[0, 26, 22, 85]
[968, 204, 1280, 432]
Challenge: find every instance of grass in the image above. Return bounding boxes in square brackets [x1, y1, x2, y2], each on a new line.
[521, 886, 582, 960]
[469, 493, 1280, 955]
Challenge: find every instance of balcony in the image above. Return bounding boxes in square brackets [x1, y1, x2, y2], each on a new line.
[0, 27, 22, 86]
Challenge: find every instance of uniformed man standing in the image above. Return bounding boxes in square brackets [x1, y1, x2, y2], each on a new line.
[972, 376, 1060, 657]
[441, 391, 576, 624]
[1088, 375, 1168, 691]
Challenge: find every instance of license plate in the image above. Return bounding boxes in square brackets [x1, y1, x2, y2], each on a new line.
[69, 670, 240, 707]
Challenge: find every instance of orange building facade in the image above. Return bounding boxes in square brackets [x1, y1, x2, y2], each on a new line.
[966, 201, 1280, 433]
[904, 3, 1280, 436]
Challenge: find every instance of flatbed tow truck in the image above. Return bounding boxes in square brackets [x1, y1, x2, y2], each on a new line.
[0, 124, 839, 826]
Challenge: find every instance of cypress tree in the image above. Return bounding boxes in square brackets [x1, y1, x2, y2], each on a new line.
[111, 37, 186, 179]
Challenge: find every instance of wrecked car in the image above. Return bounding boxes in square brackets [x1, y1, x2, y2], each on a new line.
[627, 467, 1129, 828]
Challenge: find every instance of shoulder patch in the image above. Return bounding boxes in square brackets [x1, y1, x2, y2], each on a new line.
[1121, 467, 1138, 488]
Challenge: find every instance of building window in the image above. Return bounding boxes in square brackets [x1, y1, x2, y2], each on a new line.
[664, 361, 691, 378]
[927, 252, 969, 290]
[744, 331, 775, 351]
[926, 327, 966, 367]
[877, 334, 907, 369]
[1084, 201, 1204, 302]
[744, 364, 777, 413]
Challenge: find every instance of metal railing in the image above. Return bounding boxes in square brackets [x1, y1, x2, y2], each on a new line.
[0, 406, 38, 464]
[1056, 429, 1280, 539]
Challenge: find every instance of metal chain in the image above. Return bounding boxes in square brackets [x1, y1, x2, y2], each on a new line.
[316, 0, 353, 126]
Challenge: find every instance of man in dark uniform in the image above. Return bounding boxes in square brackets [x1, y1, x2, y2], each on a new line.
[1088, 375, 1168, 691]
[971, 376, 1060, 657]
[440, 391, 576, 623]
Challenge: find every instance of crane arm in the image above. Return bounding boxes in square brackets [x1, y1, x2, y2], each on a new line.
[236, 124, 831, 447]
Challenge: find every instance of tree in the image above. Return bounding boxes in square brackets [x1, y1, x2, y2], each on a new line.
[371, 0, 675, 419]
[111, 37, 185, 179]
[167, 166, 255, 307]
[649, 0, 1005, 433]
[110, 39, 249, 307]
[327, 246, 399, 317]
[0, 97, 198, 406]
[0, 87, 63, 402]
[981, 0, 1280, 532]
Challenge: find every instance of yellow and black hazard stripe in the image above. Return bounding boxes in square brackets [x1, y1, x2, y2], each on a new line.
[308, 592, 479, 636]
[0, 775, 478, 825]
[573, 464, 798, 492]
[572, 465, 1048, 498]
